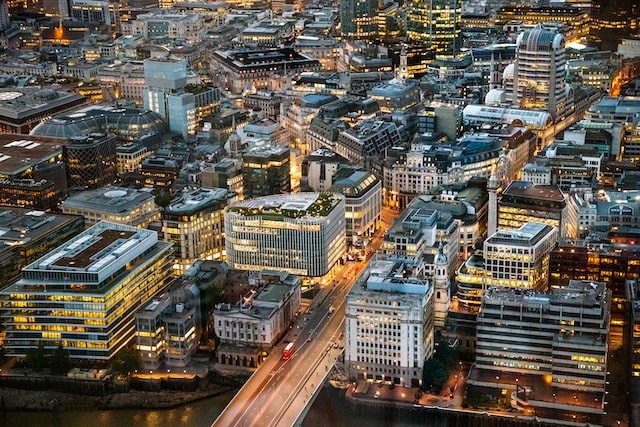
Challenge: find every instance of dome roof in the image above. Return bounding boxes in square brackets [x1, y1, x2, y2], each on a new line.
[503, 63, 515, 80]
[517, 24, 565, 51]
[485, 89, 505, 107]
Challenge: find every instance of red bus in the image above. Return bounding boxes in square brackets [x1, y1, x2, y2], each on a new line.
[283, 342, 295, 360]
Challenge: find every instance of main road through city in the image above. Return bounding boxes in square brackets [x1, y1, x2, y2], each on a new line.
[212, 207, 398, 427]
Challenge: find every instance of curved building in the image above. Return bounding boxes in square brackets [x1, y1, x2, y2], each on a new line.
[225, 193, 346, 277]
[30, 105, 166, 142]
[512, 24, 569, 121]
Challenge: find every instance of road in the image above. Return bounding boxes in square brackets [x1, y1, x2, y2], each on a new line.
[212, 207, 399, 427]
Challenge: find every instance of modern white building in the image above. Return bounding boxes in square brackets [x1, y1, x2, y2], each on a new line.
[0, 222, 174, 361]
[162, 187, 235, 272]
[61, 186, 161, 229]
[143, 58, 220, 138]
[225, 193, 346, 277]
[484, 222, 558, 290]
[345, 255, 435, 387]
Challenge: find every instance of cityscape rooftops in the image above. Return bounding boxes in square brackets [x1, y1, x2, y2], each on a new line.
[62, 186, 155, 214]
[487, 222, 556, 246]
[502, 180, 565, 203]
[0, 208, 80, 247]
[0, 133, 65, 176]
[0, 87, 85, 120]
[165, 188, 232, 214]
[24, 221, 159, 284]
[227, 192, 343, 219]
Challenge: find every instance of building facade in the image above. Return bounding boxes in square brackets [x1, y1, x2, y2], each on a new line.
[162, 187, 233, 272]
[225, 193, 346, 277]
[61, 186, 160, 229]
[0, 221, 174, 361]
[484, 222, 558, 290]
[345, 256, 435, 387]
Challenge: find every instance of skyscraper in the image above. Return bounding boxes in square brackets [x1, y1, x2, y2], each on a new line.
[511, 24, 570, 121]
[406, 0, 461, 58]
[340, 0, 378, 41]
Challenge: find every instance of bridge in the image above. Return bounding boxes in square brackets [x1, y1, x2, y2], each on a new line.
[212, 207, 397, 427]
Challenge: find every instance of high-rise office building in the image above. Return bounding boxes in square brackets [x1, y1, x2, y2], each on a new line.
[241, 144, 290, 199]
[590, 0, 639, 51]
[143, 58, 220, 138]
[162, 187, 234, 272]
[340, 0, 378, 42]
[225, 193, 346, 277]
[0, 221, 174, 362]
[64, 133, 117, 189]
[472, 280, 610, 426]
[498, 181, 578, 239]
[484, 222, 558, 291]
[407, 0, 461, 58]
[511, 24, 570, 121]
[345, 255, 435, 387]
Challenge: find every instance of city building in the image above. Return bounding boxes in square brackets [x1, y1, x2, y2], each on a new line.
[484, 222, 558, 291]
[135, 289, 199, 370]
[383, 130, 531, 210]
[143, 58, 220, 138]
[61, 186, 160, 228]
[626, 278, 640, 425]
[0, 134, 68, 192]
[345, 255, 435, 387]
[225, 193, 346, 278]
[424, 183, 489, 260]
[329, 166, 381, 243]
[64, 133, 117, 189]
[140, 155, 181, 193]
[407, 0, 461, 58]
[209, 48, 322, 94]
[334, 119, 402, 166]
[162, 187, 234, 272]
[550, 239, 640, 302]
[0, 208, 85, 289]
[0, 179, 58, 211]
[0, 87, 87, 134]
[368, 79, 420, 113]
[122, 10, 206, 43]
[305, 148, 351, 191]
[116, 142, 153, 175]
[30, 104, 167, 142]
[340, 0, 378, 41]
[0, 221, 174, 361]
[496, 5, 591, 43]
[498, 181, 578, 239]
[497, 24, 571, 122]
[381, 196, 460, 279]
[471, 280, 610, 426]
[241, 143, 290, 199]
[214, 269, 301, 368]
[201, 158, 243, 199]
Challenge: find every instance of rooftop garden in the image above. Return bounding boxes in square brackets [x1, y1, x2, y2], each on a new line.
[229, 193, 339, 219]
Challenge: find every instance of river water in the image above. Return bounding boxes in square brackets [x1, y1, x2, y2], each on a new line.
[0, 384, 448, 427]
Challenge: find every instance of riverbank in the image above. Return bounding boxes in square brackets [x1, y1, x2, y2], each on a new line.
[0, 383, 237, 412]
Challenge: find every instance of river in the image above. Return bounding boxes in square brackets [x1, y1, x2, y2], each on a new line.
[0, 385, 447, 427]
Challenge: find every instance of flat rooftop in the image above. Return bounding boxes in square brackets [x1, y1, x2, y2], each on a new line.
[0, 133, 65, 175]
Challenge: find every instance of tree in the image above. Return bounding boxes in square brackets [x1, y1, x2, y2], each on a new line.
[155, 191, 173, 208]
[25, 342, 47, 372]
[111, 345, 142, 378]
[422, 358, 448, 391]
[50, 343, 71, 375]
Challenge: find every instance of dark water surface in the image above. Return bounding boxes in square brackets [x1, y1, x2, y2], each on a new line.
[0, 385, 450, 427]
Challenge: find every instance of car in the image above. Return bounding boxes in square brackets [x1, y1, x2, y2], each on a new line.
[307, 336, 312, 342]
